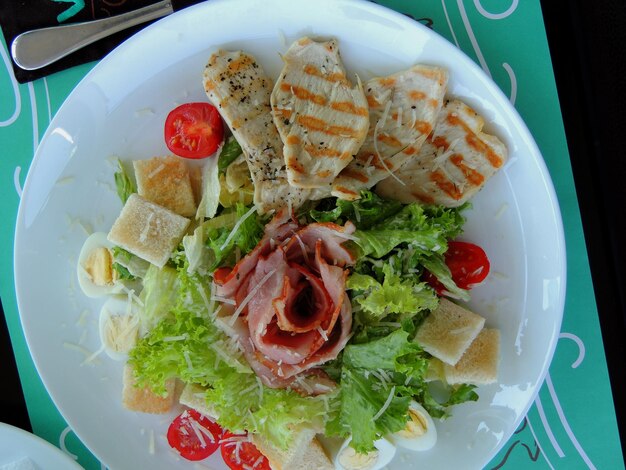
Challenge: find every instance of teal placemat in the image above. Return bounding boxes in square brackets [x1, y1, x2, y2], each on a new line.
[0, 1, 622, 468]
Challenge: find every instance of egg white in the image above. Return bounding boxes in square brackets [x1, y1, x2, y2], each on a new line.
[390, 400, 437, 451]
[335, 436, 396, 470]
[98, 296, 141, 360]
[77, 232, 124, 298]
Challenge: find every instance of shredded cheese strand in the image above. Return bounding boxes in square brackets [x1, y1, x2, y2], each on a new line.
[228, 268, 277, 325]
[220, 205, 258, 251]
[373, 386, 396, 421]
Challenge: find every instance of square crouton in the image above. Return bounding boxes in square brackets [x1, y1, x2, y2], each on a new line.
[251, 427, 333, 470]
[134, 155, 196, 217]
[107, 194, 189, 268]
[414, 298, 485, 366]
[444, 328, 500, 385]
[122, 364, 176, 414]
[178, 383, 220, 419]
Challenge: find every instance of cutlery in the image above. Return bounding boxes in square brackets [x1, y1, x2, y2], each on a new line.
[11, 0, 202, 71]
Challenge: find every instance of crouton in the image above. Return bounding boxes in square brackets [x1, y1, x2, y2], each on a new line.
[122, 364, 176, 414]
[414, 298, 485, 365]
[107, 194, 189, 268]
[443, 328, 500, 385]
[134, 155, 196, 217]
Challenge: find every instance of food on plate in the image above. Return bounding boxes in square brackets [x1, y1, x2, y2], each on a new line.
[414, 297, 485, 366]
[441, 327, 501, 385]
[332, 64, 448, 200]
[107, 194, 190, 268]
[389, 400, 437, 451]
[271, 37, 369, 188]
[423, 240, 490, 294]
[167, 409, 223, 461]
[164, 102, 225, 159]
[203, 50, 310, 213]
[79, 35, 508, 468]
[77, 232, 123, 298]
[334, 437, 396, 470]
[134, 155, 197, 217]
[251, 426, 333, 470]
[376, 99, 508, 206]
[121, 364, 177, 413]
[98, 297, 140, 360]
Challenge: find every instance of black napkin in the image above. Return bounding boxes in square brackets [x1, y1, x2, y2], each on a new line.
[0, 0, 163, 83]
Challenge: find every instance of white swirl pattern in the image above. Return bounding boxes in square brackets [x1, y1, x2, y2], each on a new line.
[473, 0, 519, 20]
[456, 0, 519, 104]
[446, 1, 596, 467]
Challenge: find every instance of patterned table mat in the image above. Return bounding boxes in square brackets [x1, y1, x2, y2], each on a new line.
[0, 1, 622, 468]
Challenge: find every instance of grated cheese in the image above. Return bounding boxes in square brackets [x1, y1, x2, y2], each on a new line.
[220, 205, 258, 251]
[148, 429, 155, 455]
[373, 100, 405, 186]
[139, 213, 154, 243]
[81, 344, 105, 365]
[316, 326, 329, 341]
[229, 268, 277, 325]
[372, 386, 396, 421]
[183, 350, 194, 370]
[293, 232, 309, 263]
[211, 295, 236, 305]
[162, 334, 189, 342]
[147, 163, 166, 179]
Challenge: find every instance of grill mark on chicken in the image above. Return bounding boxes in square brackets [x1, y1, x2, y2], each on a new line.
[203, 49, 310, 213]
[450, 154, 485, 186]
[295, 115, 362, 139]
[302, 64, 348, 85]
[280, 82, 327, 106]
[330, 64, 448, 200]
[271, 38, 369, 188]
[376, 99, 508, 207]
[330, 101, 368, 116]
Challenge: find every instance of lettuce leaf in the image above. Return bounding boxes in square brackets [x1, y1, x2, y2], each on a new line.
[326, 330, 430, 452]
[218, 136, 243, 172]
[196, 156, 220, 220]
[138, 264, 179, 331]
[309, 190, 403, 229]
[129, 259, 334, 449]
[113, 158, 136, 204]
[347, 265, 438, 322]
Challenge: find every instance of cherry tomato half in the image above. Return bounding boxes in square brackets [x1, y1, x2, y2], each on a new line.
[167, 409, 223, 461]
[220, 431, 271, 470]
[164, 102, 224, 159]
[425, 241, 490, 294]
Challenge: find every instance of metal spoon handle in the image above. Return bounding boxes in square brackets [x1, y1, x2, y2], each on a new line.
[11, 0, 173, 71]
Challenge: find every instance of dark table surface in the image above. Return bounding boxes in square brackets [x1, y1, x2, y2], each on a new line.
[1, 0, 625, 463]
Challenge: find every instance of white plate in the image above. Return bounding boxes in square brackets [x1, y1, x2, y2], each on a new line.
[0, 423, 82, 469]
[13, 0, 566, 468]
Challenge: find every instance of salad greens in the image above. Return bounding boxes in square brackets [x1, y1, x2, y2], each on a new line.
[125, 171, 478, 452]
[129, 243, 332, 448]
[113, 158, 136, 204]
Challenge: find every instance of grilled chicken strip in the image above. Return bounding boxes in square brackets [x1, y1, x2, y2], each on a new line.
[331, 65, 448, 200]
[203, 50, 310, 213]
[271, 37, 369, 189]
[376, 99, 507, 206]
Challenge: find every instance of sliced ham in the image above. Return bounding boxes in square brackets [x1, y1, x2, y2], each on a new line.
[213, 210, 355, 389]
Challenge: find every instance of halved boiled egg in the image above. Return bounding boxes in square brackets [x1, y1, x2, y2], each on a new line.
[98, 297, 140, 360]
[335, 437, 396, 470]
[390, 400, 437, 451]
[77, 232, 124, 298]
